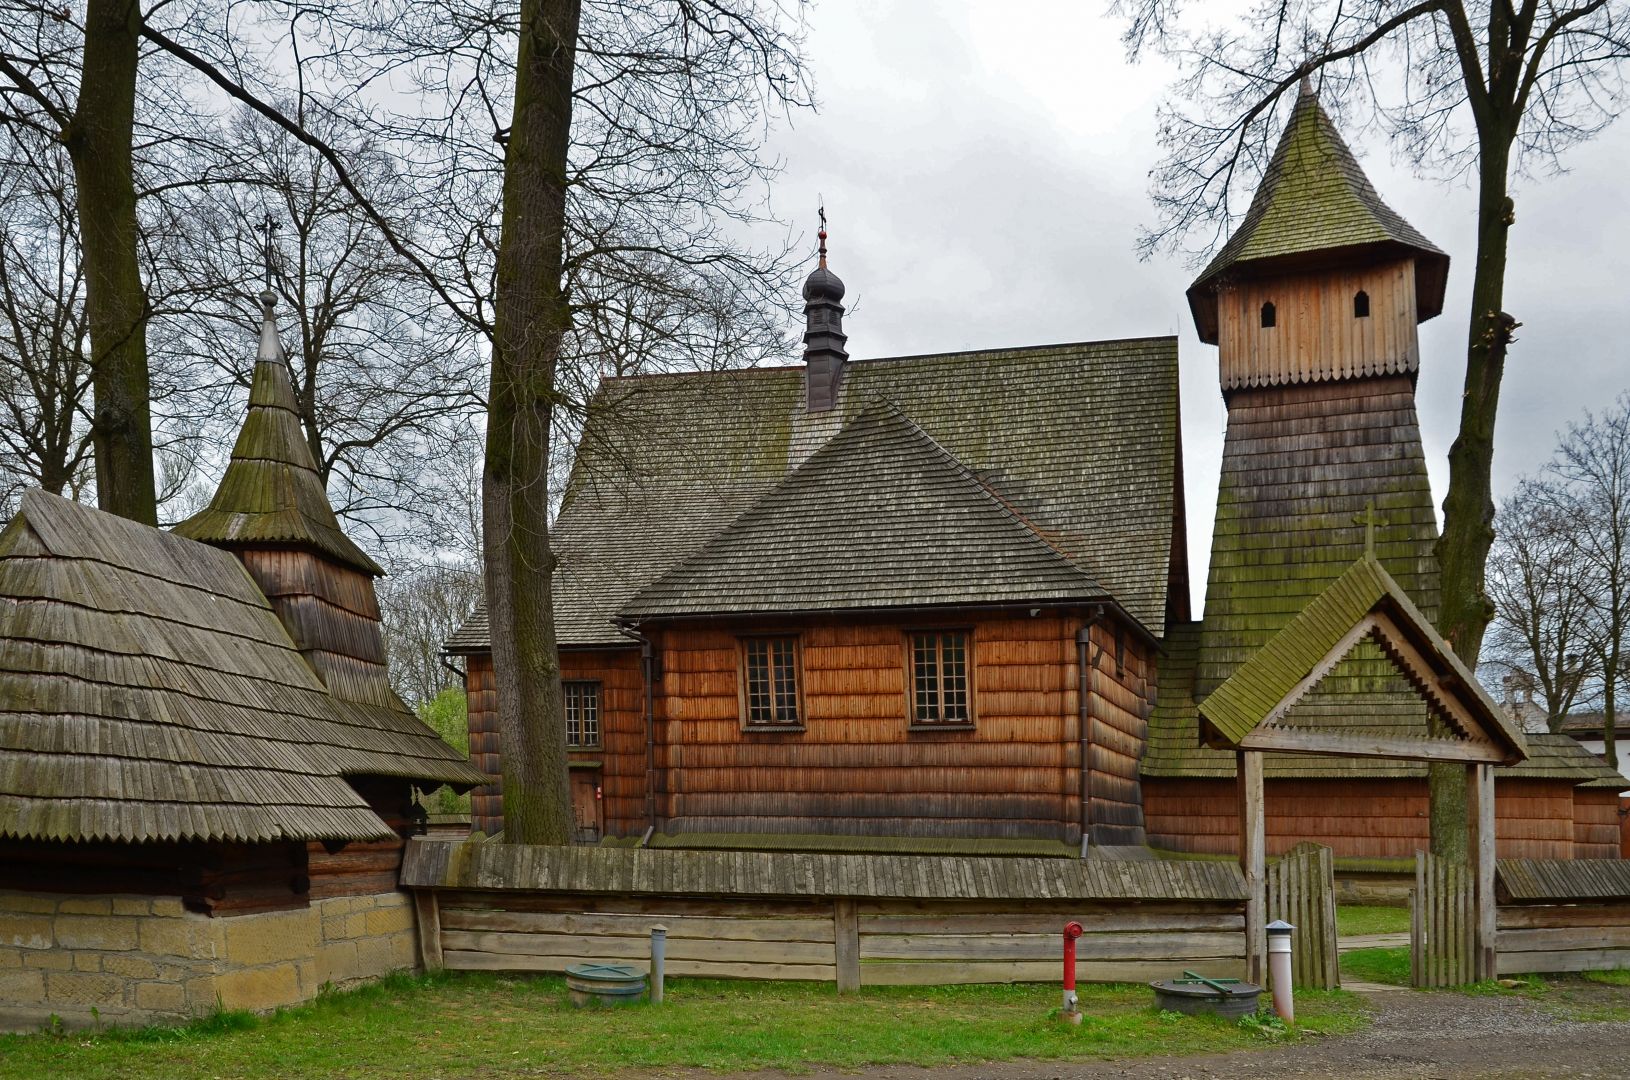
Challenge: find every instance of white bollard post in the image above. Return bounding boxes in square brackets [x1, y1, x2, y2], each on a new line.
[1266, 919, 1294, 1024]
[650, 924, 667, 1004]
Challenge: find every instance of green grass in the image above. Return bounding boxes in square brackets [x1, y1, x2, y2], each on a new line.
[1340, 946, 1411, 986]
[1583, 968, 1630, 988]
[1335, 905, 1410, 937]
[0, 972, 1369, 1079]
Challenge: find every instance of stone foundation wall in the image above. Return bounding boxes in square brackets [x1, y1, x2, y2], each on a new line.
[0, 889, 417, 1032]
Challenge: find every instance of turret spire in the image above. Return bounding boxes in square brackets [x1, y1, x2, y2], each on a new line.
[802, 202, 848, 412]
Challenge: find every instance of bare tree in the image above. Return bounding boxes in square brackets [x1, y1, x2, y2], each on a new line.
[378, 559, 484, 707]
[1117, 0, 1630, 857]
[1485, 478, 1600, 729]
[1551, 395, 1630, 766]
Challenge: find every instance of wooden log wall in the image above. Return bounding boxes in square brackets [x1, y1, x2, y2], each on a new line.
[655, 614, 1084, 841]
[1144, 777, 1587, 860]
[1084, 620, 1153, 847]
[1574, 789, 1623, 859]
[0, 838, 310, 915]
[306, 776, 419, 899]
[1495, 859, 1630, 975]
[1215, 260, 1418, 391]
[424, 890, 1246, 987]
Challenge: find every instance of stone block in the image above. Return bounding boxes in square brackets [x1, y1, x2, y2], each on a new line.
[72, 953, 102, 972]
[134, 981, 187, 1014]
[220, 908, 318, 967]
[150, 898, 185, 918]
[111, 898, 151, 917]
[210, 964, 302, 1012]
[58, 898, 113, 915]
[103, 955, 158, 980]
[0, 948, 20, 968]
[139, 918, 194, 958]
[55, 915, 138, 951]
[344, 914, 367, 938]
[0, 914, 53, 950]
[45, 971, 127, 1007]
[0, 895, 57, 915]
[24, 950, 72, 971]
[321, 914, 351, 941]
[315, 941, 358, 987]
[355, 932, 413, 979]
[364, 904, 413, 936]
[0, 969, 46, 1005]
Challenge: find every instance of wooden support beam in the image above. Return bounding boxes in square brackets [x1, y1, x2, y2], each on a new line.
[1240, 728, 1504, 763]
[1468, 763, 1496, 980]
[414, 890, 444, 972]
[1238, 750, 1266, 984]
[833, 898, 860, 994]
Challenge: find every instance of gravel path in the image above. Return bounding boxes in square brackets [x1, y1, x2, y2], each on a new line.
[687, 984, 1630, 1080]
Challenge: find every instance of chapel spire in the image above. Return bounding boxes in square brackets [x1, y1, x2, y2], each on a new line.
[802, 203, 848, 412]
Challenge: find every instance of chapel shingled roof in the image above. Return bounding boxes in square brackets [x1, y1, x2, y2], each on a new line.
[174, 295, 383, 577]
[1185, 84, 1449, 344]
[448, 337, 1183, 649]
[0, 491, 482, 845]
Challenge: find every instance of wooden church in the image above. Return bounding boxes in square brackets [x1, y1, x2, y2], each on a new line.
[446, 86, 1626, 860]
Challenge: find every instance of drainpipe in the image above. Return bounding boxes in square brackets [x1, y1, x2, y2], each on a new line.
[1077, 606, 1105, 856]
[615, 619, 660, 832]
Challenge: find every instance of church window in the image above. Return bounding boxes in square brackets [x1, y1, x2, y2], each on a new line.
[564, 681, 600, 748]
[741, 636, 801, 727]
[1354, 290, 1370, 318]
[1260, 301, 1276, 328]
[908, 630, 973, 726]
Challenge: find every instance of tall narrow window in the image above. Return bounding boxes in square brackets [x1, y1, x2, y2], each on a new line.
[909, 631, 972, 725]
[1353, 290, 1370, 317]
[1260, 301, 1277, 328]
[564, 681, 600, 748]
[742, 637, 801, 726]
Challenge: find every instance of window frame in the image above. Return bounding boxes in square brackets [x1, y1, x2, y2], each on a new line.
[904, 628, 977, 730]
[563, 679, 603, 750]
[736, 634, 806, 731]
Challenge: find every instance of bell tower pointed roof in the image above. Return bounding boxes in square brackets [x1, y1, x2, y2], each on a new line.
[175, 289, 383, 576]
[1185, 83, 1449, 343]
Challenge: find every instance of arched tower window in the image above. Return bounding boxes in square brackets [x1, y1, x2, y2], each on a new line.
[1260, 301, 1276, 328]
[1354, 290, 1371, 318]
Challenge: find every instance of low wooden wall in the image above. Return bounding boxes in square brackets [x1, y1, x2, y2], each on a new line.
[1495, 859, 1630, 975]
[402, 840, 1247, 988]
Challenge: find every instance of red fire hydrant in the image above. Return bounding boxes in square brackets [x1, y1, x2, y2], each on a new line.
[1061, 921, 1084, 1024]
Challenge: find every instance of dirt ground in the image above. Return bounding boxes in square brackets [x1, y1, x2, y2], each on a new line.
[691, 982, 1630, 1080]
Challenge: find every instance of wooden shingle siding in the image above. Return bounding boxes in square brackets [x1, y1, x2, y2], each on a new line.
[563, 650, 645, 833]
[1217, 262, 1418, 390]
[655, 615, 1080, 841]
[1084, 620, 1152, 846]
[466, 654, 502, 834]
[1144, 777, 1594, 860]
[1574, 789, 1623, 859]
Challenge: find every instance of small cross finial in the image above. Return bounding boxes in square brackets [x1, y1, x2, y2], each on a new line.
[257, 215, 279, 314]
[817, 199, 828, 269]
[1354, 500, 1386, 556]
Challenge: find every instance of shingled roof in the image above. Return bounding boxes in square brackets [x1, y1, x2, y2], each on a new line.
[174, 293, 382, 577]
[0, 491, 482, 845]
[1186, 85, 1449, 344]
[448, 337, 1183, 649]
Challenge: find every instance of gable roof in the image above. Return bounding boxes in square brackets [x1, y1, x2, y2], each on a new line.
[624, 404, 1106, 617]
[0, 490, 481, 845]
[174, 298, 382, 576]
[449, 337, 1183, 649]
[1186, 86, 1448, 343]
[1198, 554, 1526, 763]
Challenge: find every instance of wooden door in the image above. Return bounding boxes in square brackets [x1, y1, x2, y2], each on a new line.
[570, 770, 603, 843]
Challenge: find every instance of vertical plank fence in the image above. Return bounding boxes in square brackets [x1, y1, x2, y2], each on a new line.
[1266, 840, 1338, 989]
[1410, 850, 1476, 987]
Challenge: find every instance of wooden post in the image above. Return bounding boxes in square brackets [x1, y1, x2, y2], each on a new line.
[1238, 750, 1266, 984]
[413, 890, 444, 972]
[833, 898, 860, 993]
[1468, 762, 1496, 980]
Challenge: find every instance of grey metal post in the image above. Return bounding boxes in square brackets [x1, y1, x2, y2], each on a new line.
[650, 924, 667, 1004]
[1267, 919, 1294, 1024]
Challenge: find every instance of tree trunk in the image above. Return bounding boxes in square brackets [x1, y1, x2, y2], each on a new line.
[1431, 136, 1516, 861]
[66, 0, 157, 524]
[482, 0, 581, 845]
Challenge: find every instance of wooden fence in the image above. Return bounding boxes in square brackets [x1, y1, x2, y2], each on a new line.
[1265, 841, 1338, 990]
[1411, 851, 1479, 987]
[1495, 859, 1630, 976]
[402, 840, 1249, 990]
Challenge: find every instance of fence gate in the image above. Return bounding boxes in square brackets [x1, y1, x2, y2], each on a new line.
[1265, 840, 1339, 989]
[1411, 850, 1481, 987]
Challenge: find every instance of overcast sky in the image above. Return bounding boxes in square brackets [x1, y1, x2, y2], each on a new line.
[762, 2, 1630, 616]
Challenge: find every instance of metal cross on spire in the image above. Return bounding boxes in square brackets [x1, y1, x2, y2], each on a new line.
[260, 214, 279, 292]
[817, 199, 828, 269]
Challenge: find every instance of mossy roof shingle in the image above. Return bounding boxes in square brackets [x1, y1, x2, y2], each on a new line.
[448, 337, 1183, 648]
[1186, 86, 1448, 344]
